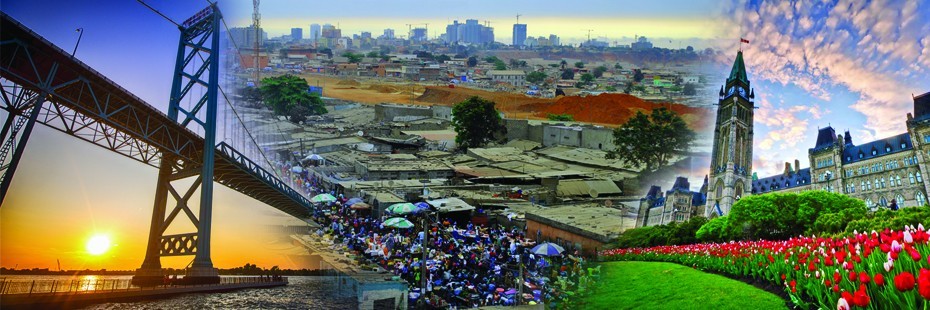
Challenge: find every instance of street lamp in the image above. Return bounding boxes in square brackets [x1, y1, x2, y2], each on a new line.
[72, 28, 84, 57]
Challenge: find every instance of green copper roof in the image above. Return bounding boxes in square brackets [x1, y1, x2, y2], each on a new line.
[727, 51, 748, 84]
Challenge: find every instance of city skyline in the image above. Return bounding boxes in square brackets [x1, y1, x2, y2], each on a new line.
[225, 0, 727, 48]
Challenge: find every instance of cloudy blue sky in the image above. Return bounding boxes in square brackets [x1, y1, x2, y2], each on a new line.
[718, 0, 930, 178]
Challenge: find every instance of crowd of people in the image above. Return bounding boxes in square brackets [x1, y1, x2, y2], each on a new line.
[275, 159, 598, 308]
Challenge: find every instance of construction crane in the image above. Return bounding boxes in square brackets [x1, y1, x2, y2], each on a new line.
[582, 29, 593, 44]
[405, 24, 413, 41]
[252, 0, 260, 83]
[516, 14, 522, 24]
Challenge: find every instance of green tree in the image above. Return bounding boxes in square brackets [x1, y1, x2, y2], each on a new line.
[593, 65, 608, 78]
[484, 56, 501, 63]
[696, 216, 731, 242]
[721, 191, 868, 240]
[605, 85, 617, 92]
[560, 69, 575, 80]
[259, 75, 327, 116]
[574, 61, 585, 68]
[366, 51, 380, 58]
[548, 64, 559, 68]
[342, 52, 362, 63]
[580, 73, 595, 85]
[606, 107, 694, 171]
[526, 71, 547, 84]
[560, 59, 567, 69]
[633, 69, 644, 82]
[493, 59, 507, 70]
[614, 63, 623, 69]
[451, 96, 505, 149]
[547, 113, 574, 121]
[435, 54, 452, 62]
[467, 56, 478, 67]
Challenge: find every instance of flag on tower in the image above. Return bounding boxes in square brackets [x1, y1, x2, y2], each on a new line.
[740, 38, 750, 44]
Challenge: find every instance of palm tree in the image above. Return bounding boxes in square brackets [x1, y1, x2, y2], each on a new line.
[560, 59, 567, 70]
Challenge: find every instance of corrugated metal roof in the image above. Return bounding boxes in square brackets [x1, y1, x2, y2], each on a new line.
[556, 179, 622, 197]
[427, 197, 475, 213]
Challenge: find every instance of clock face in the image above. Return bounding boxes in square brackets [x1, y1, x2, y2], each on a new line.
[738, 87, 746, 97]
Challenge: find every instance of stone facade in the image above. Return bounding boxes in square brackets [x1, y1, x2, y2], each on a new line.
[705, 51, 755, 217]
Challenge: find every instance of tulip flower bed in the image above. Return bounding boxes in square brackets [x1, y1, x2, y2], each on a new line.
[600, 225, 930, 309]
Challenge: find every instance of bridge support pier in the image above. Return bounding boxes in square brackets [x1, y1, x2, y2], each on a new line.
[132, 4, 222, 286]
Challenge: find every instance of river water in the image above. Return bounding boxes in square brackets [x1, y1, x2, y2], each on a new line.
[2, 275, 358, 309]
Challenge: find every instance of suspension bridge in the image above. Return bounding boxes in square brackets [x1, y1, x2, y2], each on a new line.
[0, 4, 311, 286]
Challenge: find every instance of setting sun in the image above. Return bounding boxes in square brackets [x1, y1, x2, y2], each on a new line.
[86, 235, 111, 255]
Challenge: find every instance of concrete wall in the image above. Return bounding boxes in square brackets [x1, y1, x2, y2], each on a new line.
[432, 105, 453, 121]
[504, 119, 529, 141]
[581, 127, 616, 151]
[543, 126, 582, 147]
[526, 218, 605, 256]
[374, 104, 433, 122]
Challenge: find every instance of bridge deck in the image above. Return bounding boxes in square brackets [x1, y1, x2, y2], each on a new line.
[0, 13, 310, 218]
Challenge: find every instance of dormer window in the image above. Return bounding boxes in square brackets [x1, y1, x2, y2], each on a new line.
[872, 150, 877, 156]
[886, 146, 891, 152]
[847, 156, 851, 161]
[902, 143, 907, 149]
[859, 153, 864, 159]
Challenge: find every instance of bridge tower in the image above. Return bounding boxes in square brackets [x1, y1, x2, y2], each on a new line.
[133, 4, 224, 286]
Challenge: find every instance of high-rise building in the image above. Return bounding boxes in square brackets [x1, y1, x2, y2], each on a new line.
[705, 51, 755, 217]
[549, 34, 560, 46]
[445, 19, 494, 45]
[512, 24, 527, 47]
[445, 21, 461, 43]
[229, 26, 266, 50]
[321, 24, 341, 39]
[309, 24, 321, 41]
[410, 28, 428, 42]
[382, 29, 395, 39]
[290, 28, 303, 41]
[632, 36, 653, 50]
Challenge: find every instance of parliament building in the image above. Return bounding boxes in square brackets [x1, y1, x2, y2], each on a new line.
[638, 50, 930, 227]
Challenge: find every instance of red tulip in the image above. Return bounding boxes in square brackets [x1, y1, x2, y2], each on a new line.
[808, 262, 816, 272]
[781, 273, 787, 281]
[833, 284, 840, 293]
[894, 272, 916, 291]
[909, 249, 922, 261]
[834, 271, 842, 283]
[919, 269, 930, 300]
[859, 272, 870, 283]
[874, 274, 885, 286]
[853, 289, 870, 307]
[825, 279, 832, 287]
[841, 291, 853, 303]
[849, 271, 857, 282]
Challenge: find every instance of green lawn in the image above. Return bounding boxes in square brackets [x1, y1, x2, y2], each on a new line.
[582, 261, 787, 310]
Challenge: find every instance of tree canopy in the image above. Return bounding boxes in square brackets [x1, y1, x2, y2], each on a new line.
[574, 61, 585, 68]
[580, 73, 595, 85]
[259, 75, 327, 119]
[606, 107, 694, 171]
[451, 96, 505, 149]
[341, 52, 362, 63]
[547, 113, 574, 121]
[467, 56, 478, 67]
[526, 71, 547, 84]
[592, 66, 608, 78]
[560, 69, 575, 80]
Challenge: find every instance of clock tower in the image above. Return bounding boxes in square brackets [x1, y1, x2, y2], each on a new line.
[705, 51, 755, 217]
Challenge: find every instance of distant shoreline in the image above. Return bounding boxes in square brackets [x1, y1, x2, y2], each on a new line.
[0, 267, 335, 276]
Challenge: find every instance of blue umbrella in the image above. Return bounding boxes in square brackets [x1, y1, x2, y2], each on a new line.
[414, 202, 430, 212]
[530, 242, 565, 256]
[346, 197, 364, 206]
